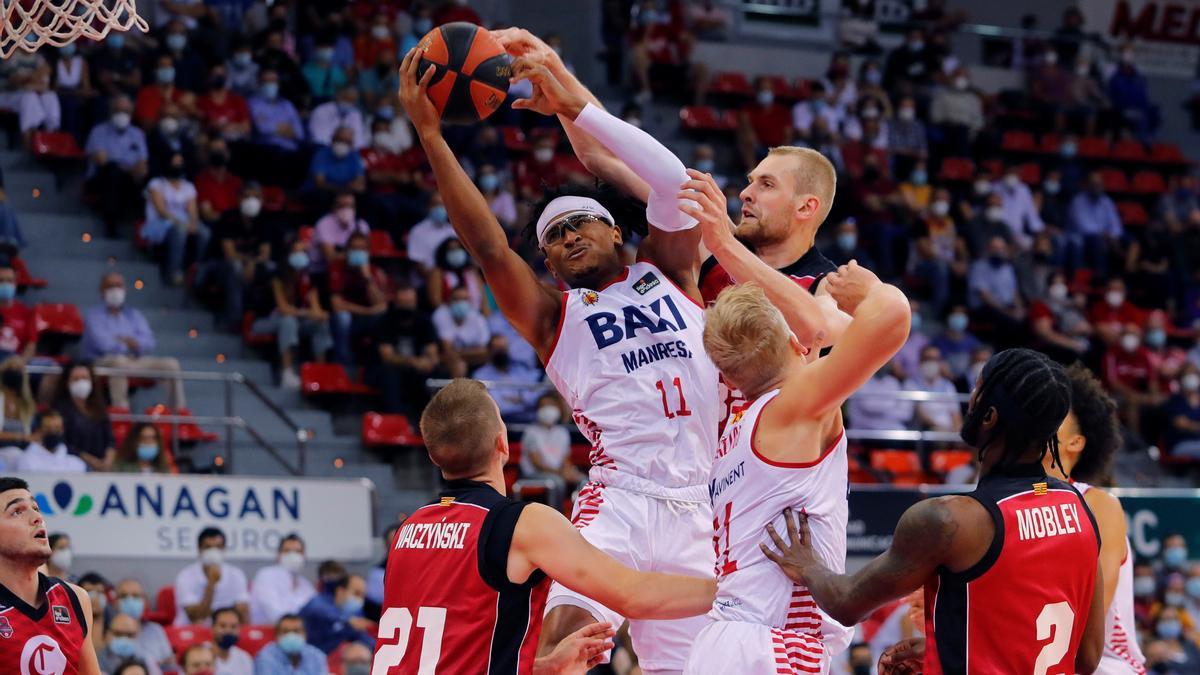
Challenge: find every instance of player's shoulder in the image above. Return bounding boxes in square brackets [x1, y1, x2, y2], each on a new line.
[1081, 486, 1123, 522]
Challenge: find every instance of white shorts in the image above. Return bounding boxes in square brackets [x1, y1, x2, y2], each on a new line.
[545, 481, 714, 672]
[685, 621, 831, 675]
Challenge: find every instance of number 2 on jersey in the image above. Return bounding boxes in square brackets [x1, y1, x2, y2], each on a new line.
[1033, 601, 1074, 675]
[373, 606, 446, 675]
[656, 377, 692, 419]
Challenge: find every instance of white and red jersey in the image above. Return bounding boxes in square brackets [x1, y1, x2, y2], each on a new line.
[545, 261, 720, 494]
[706, 389, 854, 657]
[1075, 481, 1146, 675]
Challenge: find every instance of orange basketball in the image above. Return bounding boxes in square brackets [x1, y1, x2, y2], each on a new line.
[416, 22, 511, 125]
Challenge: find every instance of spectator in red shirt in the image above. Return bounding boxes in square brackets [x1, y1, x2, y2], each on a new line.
[1103, 322, 1163, 435]
[1029, 269, 1094, 364]
[360, 119, 428, 229]
[736, 77, 795, 170]
[197, 64, 251, 141]
[354, 14, 397, 70]
[134, 54, 195, 129]
[434, 0, 483, 26]
[0, 263, 36, 360]
[1089, 277, 1146, 345]
[195, 138, 243, 225]
[330, 233, 390, 366]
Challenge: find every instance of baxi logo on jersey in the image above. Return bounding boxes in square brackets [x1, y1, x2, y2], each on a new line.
[584, 294, 696, 372]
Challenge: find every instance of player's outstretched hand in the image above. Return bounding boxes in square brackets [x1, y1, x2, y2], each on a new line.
[760, 508, 822, 586]
[824, 259, 882, 315]
[492, 27, 561, 68]
[509, 58, 586, 119]
[678, 169, 734, 251]
[532, 621, 615, 675]
[399, 48, 440, 140]
[878, 637, 926, 674]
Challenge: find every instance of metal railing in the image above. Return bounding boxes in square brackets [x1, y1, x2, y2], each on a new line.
[25, 364, 312, 476]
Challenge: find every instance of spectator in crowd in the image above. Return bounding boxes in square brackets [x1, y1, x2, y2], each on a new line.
[143, 152, 210, 285]
[298, 563, 372, 654]
[336, 642, 373, 675]
[884, 28, 937, 94]
[198, 63, 252, 141]
[0, 264, 35, 361]
[427, 237, 484, 309]
[888, 96, 927, 178]
[302, 38, 348, 102]
[468, 124, 507, 175]
[159, 21, 204, 92]
[14, 409, 84, 472]
[433, 285, 489, 374]
[478, 163, 517, 230]
[931, 306, 981, 379]
[197, 182, 276, 331]
[17, 64, 60, 141]
[1103, 323, 1161, 435]
[370, 96, 413, 155]
[967, 236, 1026, 343]
[51, 361, 114, 471]
[399, 6, 434, 54]
[1159, 174, 1198, 222]
[518, 392, 581, 508]
[358, 49, 400, 110]
[226, 43, 260, 96]
[182, 643, 217, 675]
[0, 356, 33, 445]
[174, 526, 250, 625]
[254, 614, 329, 675]
[82, 272, 187, 408]
[309, 85, 367, 149]
[248, 69, 306, 181]
[89, 32, 142, 98]
[250, 534, 316, 625]
[1068, 170, 1124, 279]
[904, 345, 962, 433]
[1063, 56, 1108, 136]
[77, 572, 109, 650]
[1029, 270, 1093, 363]
[135, 54, 194, 129]
[1125, 218, 1173, 310]
[736, 76, 794, 169]
[471, 335, 543, 423]
[827, 217, 874, 269]
[254, 239, 333, 390]
[1040, 169, 1071, 227]
[370, 283, 440, 419]
[113, 422, 173, 474]
[330, 233, 389, 366]
[847, 362, 913, 431]
[0, 187, 27, 254]
[406, 193, 454, 270]
[992, 166, 1044, 250]
[930, 67, 984, 156]
[1146, 605, 1200, 671]
[1166, 363, 1200, 458]
[792, 81, 841, 142]
[308, 126, 367, 208]
[45, 533, 73, 580]
[114, 578, 175, 673]
[85, 95, 149, 236]
[196, 138, 243, 225]
[99, 613, 164, 675]
[312, 192, 370, 270]
[360, 118, 413, 223]
[212, 606, 254, 675]
[1109, 46, 1159, 142]
[894, 299, 931, 380]
[515, 135, 571, 201]
[910, 188, 967, 318]
[147, 101, 198, 176]
[1089, 277, 1146, 345]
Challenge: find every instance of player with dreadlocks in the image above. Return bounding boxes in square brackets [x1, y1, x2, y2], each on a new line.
[1046, 364, 1145, 674]
[757, 348, 1106, 674]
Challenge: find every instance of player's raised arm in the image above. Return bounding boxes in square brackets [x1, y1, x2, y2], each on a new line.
[399, 49, 561, 356]
[510, 502, 716, 620]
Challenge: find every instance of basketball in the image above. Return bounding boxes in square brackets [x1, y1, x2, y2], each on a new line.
[416, 22, 511, 126]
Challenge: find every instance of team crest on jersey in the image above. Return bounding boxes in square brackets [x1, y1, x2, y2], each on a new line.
[581, 290, 599, 306]
[633, 272, 660, 295]
[0, 615, 12, 638]
[51, 606, 70, 625]
[439, 496, 456, 506]
[1033, 482, 1049, 496]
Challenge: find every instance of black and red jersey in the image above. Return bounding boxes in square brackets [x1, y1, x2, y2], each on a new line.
[699, 246, 836, 305]
[924, 464, 1100, 674]
[0, 574, 88, 675]
[374, 480, 549, 675]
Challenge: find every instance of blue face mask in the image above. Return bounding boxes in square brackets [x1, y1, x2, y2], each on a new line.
[1166, 592, 1187, 607]
[277, 632, 306, 655]
[288, 252, 310, 270]
[108, 34, 126, 50]
[347, 250, 369, 267]
[1134, 576, 1156, 597]
[695, 159, 715, 174]
[837, 233, 857, 251]
[60, 44, 77, 57]
[911, 312, 923, 332]
[1159, 619, 1183, 640]
[109, 637, 136, 658]
[449, 300, 471, 321]
[166, 34, 187, 51]
[339, 595, 364, 614]
[316, 48, 334, 63]
[429, 205, 448, 223]
[137, 444, 159, 462]
[1146, 329, 1166, 348]
[446, 249, 468, 268]
[0, 283, 16, 301]
[261, 82, 279, 100]
[376, 105, 395, 121]
[911, 169, 928, 185]
[1165, 546, 1189, 568]
[948, 313, 969, 333]
[234, 52, 253, 67]
[414, 18, 433, 35]
[1187, 577, 1200, 599]
[1060, 142, 1077, 158]
[117, 596, 145, 619]
[479, 174, 499, 192]
[157, 67, 176, 84]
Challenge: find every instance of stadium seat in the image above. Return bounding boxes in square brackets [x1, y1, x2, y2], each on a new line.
[362, 412, 423, 447]
[1110, 139, 1148, 162]
[13, 257, 47, 289]
[242, 311, 276, 347]
[239, 625, 275, 656]
[980, 159, 1003, 178]
[1150, 142, 1186, 165]
[500, 126, 530, 152]
[1015, 162, 1041, 185]
[1000, 130, 1036, 153]
[711, 71, 754, 97]
[1099, 168, 1129, 193]
[938, 157, 974, 182]
[368, 230, 404, 260]
[762, 74, 800, 101]
[679, 105, 736, 133]
[33, 303, 84, 337]
[1077, 136, 1110, 159]
[1117, 201, 1149, 227]
[298, 226, 315, 244]
[166, 625, 212, 656]
[145, 585, 175, 625]
[261, 185, 288, 212]
[29, 130, 84, 160]
[870, 449, 921, 474]
[1039, 133, 1061, 155]
[930, 449, 974, 475]
[144, 404, 219, 445]
[109, 407, 132, 447]
[1131, 170, 1167, 194]
[301, 363, 377, 396]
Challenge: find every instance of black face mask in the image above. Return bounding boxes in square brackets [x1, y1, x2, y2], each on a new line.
[210, 76, 227, 90]
[216, 633, 239, 650]
[210, 152, 228, 169]
[491, 352, 511, 369]
[166, 166, 185, 179]
[863, 166, 880, 182]
[42, 433, 63, 449]
[1, 369, 22, 391]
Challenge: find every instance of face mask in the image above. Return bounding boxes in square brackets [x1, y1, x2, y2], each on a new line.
[837, 233, 856, 250]
[1044, 180, 1060, 195]
[210, 75, 227, 90]
[757, 90, 774, 106]
[534, 148, 554, 163]
[332, 142, 351, 159]
[897, 106, 916, 120]
[50, 549, 72, 571]
[261, 82, 279, 100]
[1060, 141, 1077, 158]
[931, 200, 950, 217]
[414, 18, 433, 34]
[449, 300, 471, 321]
[537, 405, 561, 425]
[478, 173, 499, 192]
[985, 206, 1005, 222]
[60, 44, 76, 57]
[288, 252, 310, 270]
[1165, 546, 1189, 568]
[371, 24, 390, 40]
[160, 117, 180, 135]
[1048, 283, 1069, 301]
[1165, 592, 1186, 607]
[277, 632, 306, 655]
[1120, 334, 1139, 352]
[280, 551, 305, 574]
[117, 596, 144, 618]
[335, 206, 356, 224]
[954, 76, 969, 90]
[108, 34, 125, 50]
[210, 152, 228, 169]
[373, 131, 394, 150]
[974, 180, 991, 196]
[1146, 329, 1166, 348]
[43, 433, 64, 449]
[217, 633, 240, 650]
[339, 595, 364, 614]
[69, 379, 93, 400]
[166, 33, 187, 51]
[865, 69, 882, 85]
[1134, 576, 1156, 597]
[345, 664, 371, 675]
[111, 111, 132, 129]
[911, 169, 928, 185]
[1187, 577, 1200, 598]
[948, 313, 969, 333]
[428, 205, 448, 223]
[1183, 374, 1200, 392]
[694, 159, 715, 174]
[105, 287, 126, 308]
[89, 590, 107, 609]
[811, 98, 826, 111]
[446, 249, 468, 268]
[910, 312, 923, 332]
[1106, 290, 1125, 308]
[1005, 174, 1020, 189]
[241, 197, 262, 218]
[157, 66, 176, 84]
[234, 52, 252, 67]
[200, 547, 224, 566]
[347, 249, 369, 268]
[1, 369, 22, 391]
[109, 636, 136, 658]
[137, 443, 159, 461]
[316, 48, 334, 63]
[1158, 619, 1183, 640]
[920, 361, 942, 380]
[909, 40, 924, 51]
[861, 106, 880, 120]
[0, 282, 15, 302]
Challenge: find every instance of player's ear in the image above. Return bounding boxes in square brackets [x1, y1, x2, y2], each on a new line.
[981, 406, 998, 431]
[788, 331, 803, 356]
[611, 225, 623, 247]
[543, 257, 558, 280]
[495, 428, 509, 462]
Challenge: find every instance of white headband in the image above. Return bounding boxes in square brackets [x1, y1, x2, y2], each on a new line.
[535, 196, 615, 246]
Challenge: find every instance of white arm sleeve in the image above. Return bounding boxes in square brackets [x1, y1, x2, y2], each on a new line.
[573, 102, 697, 232]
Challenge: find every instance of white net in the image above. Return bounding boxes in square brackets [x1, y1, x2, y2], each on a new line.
[2, 0, 148, 57]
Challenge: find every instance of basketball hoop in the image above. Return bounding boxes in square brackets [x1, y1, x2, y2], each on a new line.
[2, 0, 148, 58]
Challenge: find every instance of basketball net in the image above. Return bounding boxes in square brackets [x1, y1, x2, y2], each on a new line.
[2, 0, 148, 57]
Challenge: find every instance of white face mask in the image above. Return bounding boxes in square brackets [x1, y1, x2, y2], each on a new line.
[536, 405, 561, 426]
[240, 196, 263, 218]
[533, 148, 554, 163]
[954, 76, 969, 90]
[332, 142, 351, 158]
[336, 206, 356, 224]
[50, 549, 73, 571]
[919, 361, 941, 380]
[159, 117, 180, 135]
[200, 547, 224, 566]
[931, 200, 950, 217]
[1106, 290, 1125, 308]
[1005, 174, 1020, 188]
[1048, 283, 1069, 301]
[985, 206, 1005, 222]
[1121, 334, 1140, 352]
[898, 107, 915, 121]
[69, 379, 93, 401]
[974, 180, 991, 196]
[371, 24, 390, 40]
[111, 111, 132, 129]
[104, 287, 126, 308]
[279, 551, 305, 574]
[373, 131, 391, 149]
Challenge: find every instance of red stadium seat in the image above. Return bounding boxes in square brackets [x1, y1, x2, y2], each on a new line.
[1015, 162, 1041, 185]
[679, 105, 736, 133]
[362, 412, 423, 447]
[145, 585, 175, 625]
[1000, 130, 1036, 153]
[144, 405, 218, 444]
[1117, 201, 1149, 227]
[930, 449, 974, 475]
[301, 363, 377, 396]
[12, 257, 47, 289]
[711, 71, 754, 97]
[368, 230, 404, 260]
[33, 303, 83, 337]
[1039, 133, 1061, 155]
[761, 74, 801, 101]
[243, 311, 276, 347]
[500, 126, 530, 152]
[1110, 139, 1148, 162]
[981, 159, 1003, 178]
[1099, 168, 1129, 193]
[1150, 143, 1186, 165]
[938, 157, 974, 182]
[109, 407, 132, 447]
[298, 226, 315, 244]
[1131, 171, 1167, 194]
[870, 449, 921, 474]
[261, 185, 287, 212]
[239, 625, 275, 656]
[166, 625, 212, 657]
[30, 131, 84, 160]
[1077, 136, 1110, 159]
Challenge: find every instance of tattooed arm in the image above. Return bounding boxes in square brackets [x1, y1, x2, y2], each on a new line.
[762, 496, 991, 626]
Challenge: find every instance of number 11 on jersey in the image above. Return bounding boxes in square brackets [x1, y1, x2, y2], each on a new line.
[656, 377, 692, 419]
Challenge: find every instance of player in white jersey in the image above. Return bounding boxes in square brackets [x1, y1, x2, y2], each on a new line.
[400, 50, 719, 674]
[677, 172, 911, 674]
[1049, 364, 1145, 674]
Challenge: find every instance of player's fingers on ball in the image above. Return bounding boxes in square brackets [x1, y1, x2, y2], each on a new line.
[418, 66, 435, 89]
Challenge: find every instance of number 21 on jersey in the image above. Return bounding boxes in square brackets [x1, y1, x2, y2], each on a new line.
[373, 606, 446, 675]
